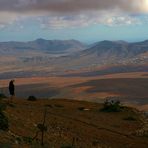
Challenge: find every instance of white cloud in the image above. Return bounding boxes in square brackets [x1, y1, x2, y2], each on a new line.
[0, 12, 18, 24]
[38, 11, 141, 29]
[99, 15, 141, 26]
[0, 0, 147, 29]
[0, 24, 5, 29]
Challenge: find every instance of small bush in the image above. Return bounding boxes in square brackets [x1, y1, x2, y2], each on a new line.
[0, 101, 8, 131]
[101, 99, 122, 112]
[78, 107, 85, 111]
[123, 116, 137, 121]
[45, 104, 53, 108]
[92, 140, 100, 146]
[0, 103, 7, 112]
[27, 96, 37, 101]
[23, 136, 33, 144]
[0, 112, 9, 131]
[0, 93, 7, 99]
[37, 124, 47, 132]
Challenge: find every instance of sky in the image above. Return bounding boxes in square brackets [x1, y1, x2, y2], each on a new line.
[0, 0, 148, 43]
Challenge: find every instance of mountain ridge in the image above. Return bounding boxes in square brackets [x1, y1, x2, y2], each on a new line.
[0, 38, 86, 54]
[0, 39, 147, 77]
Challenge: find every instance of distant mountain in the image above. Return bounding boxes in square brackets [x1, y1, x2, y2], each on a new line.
[81, 40, 148, 58]
[0, 39, 147, 78]
[0, 39, 86, 55]
[57, 40, 148, 69]
[28, 39, 86, 53]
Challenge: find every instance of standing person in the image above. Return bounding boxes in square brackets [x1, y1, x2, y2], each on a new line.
[9, 80, 15, 103]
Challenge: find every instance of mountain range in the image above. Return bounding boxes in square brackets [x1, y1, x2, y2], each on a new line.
[81, 40, 148, 64]
[0, 39, 147, 78]
[0, 39, 86, 55]
[48, 40, 148, 70]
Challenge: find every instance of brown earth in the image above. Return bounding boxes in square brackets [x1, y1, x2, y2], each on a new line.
[0, 98, 148, 148]
[0, 72, 148, 88]
[0, 72, 148, 111]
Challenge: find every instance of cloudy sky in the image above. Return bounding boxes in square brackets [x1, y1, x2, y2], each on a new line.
[0, 0, 148, 43]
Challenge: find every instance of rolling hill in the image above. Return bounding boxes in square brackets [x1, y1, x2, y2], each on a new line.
[0, 39, 86, 57]
[0, 98, 148, 147]
[57, 40, 148, 69]
[0, 39, 147, 78]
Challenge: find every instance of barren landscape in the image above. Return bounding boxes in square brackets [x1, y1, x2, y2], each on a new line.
[0, 39, 148, 148]
[0, 98, 147, 148]
[0, 72, 148, 112]
[1, 0, 148, 147]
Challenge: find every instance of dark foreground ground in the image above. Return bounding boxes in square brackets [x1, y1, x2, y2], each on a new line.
[0, 98, 148, 148]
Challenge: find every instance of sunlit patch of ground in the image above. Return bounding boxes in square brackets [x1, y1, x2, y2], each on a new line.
[0, 72, 147, 87]
[0, 72, 148, 111]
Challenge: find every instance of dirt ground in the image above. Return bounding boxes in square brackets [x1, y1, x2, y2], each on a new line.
[0, 98, 148, 148]
[0, 72, 148, 112]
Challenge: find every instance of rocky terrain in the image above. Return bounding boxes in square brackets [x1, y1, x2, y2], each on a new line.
[0, 98, 148, 148]
[0, 39, 148, 79]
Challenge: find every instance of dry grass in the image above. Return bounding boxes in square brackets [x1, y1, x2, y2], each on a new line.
[0, 98, 147, 147]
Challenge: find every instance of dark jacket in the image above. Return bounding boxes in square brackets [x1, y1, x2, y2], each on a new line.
[9, 81, 15, 95]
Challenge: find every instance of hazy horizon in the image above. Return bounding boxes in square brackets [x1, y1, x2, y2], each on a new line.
[0, 37, 148, 44]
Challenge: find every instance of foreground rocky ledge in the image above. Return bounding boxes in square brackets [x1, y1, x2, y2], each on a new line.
[0, 98, 148, 148]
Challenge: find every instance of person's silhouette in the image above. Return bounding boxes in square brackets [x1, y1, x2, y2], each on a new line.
[9, 80, 15, 103]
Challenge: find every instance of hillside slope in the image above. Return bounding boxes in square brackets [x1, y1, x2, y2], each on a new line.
[0, 99, 148, 148]
[0, 39, 148, 78]
[57, 40, 148, 69]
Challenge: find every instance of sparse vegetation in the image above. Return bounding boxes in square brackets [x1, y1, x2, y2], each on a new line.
[37, 123, 48, 133]
[123, 116, 137, 121]
[27, 95, 37, 101]
[23, 136, 33, 144]
[0, 112, 9, 131]
[33, 107, 48, 146]
[0, 93, 7, 99]
[101, 99, 123, 112]
[0, 103, 7, 112]
[45, 104, 53, 108]
[0, 99, 147, 147]
[92, 140, 100, 147]
[0, 101, 8, 131]
[78, 107, 85, 111]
